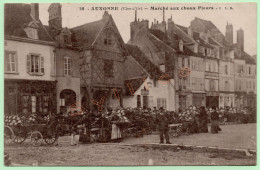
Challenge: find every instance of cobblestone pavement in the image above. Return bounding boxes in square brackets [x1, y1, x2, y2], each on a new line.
[123, 123, 256, 150]
[5, 143, 255, 166]
[4, 123, 256, 166]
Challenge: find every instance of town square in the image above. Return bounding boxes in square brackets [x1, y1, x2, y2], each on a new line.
[3, 2, 257, 166]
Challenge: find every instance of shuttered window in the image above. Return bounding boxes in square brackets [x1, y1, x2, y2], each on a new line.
[64, 57, 71, 76]
[5, 51, 18, 73]
[27, 54, 44, 75]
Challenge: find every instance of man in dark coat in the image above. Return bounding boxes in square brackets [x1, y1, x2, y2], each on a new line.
[210, 106, 221, 133]
[156, 107, 171, 144]
[199, 106, 209, 133]
[78, 111, 91, 143]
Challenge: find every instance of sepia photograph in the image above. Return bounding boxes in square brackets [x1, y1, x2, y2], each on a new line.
[3, 2, 257, 166]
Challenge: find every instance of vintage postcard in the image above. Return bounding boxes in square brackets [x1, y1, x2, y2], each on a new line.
[2, 1, 257, 166]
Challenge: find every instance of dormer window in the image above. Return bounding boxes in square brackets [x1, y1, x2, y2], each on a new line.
[179, 40, 183, 52]
[207, 49, 211, 57]
[61, 28, 72, 45]
[64, 35, 69, 44]
[24, 21, 39, 39]
[24, 27, 38, 39]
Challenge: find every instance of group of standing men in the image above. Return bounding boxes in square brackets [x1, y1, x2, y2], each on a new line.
[156, 106, 221, 144]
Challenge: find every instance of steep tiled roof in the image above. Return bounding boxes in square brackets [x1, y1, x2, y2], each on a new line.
[174, 24, 194, 44]
[124, 78, 146, 96]
[243, 52, 256, 64]
[148, 34, 175, 53]
[192, 31, 213, 49]
[176, 24, 188, 34]
[208, 37, 221, 46]
[70, 18, 108, 48]
[195, 17, 221, 33]
[149, 29, 168, 43]
[125, 44, 164, 79]
[195, 17, 230, 46]
[4, 3, 53, 42]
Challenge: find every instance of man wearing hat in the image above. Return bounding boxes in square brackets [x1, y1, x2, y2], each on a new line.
[156, 107, 171, 144]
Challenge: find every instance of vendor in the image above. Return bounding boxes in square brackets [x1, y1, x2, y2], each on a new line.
[110, 112, 122, 142]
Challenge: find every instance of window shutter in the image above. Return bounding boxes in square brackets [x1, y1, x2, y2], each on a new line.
[40, 56, 44, 74]
[15, 53, 18, 73]
[27, 55, 31, 73]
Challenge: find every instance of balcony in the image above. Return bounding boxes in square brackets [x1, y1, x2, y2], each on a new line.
[205, 71, 218, 78]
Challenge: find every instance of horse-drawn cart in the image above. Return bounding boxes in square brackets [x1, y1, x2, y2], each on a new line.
[4, 115, 58, 146]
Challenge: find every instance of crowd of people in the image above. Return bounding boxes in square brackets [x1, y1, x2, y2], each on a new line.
[5, 105, 256, 145]
[67, 105, 253, 145]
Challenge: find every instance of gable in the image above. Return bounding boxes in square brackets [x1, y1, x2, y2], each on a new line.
[27, 21, 39, 29]
[124, 55, 149, 80]
[93, 16, 126, 53]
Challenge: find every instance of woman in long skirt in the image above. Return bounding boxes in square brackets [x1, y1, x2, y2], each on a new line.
[111, 112, 122, 142]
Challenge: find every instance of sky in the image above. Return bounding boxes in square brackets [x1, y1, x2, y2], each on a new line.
[39, 3, 257, 55]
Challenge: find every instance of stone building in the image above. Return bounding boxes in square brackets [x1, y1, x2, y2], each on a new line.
[4, 4, 57, 115]
[121, 44, 175, 111]
[44, 3, 81, 113]
[191, 17, 256, 108]
[128, 13, 176, 110]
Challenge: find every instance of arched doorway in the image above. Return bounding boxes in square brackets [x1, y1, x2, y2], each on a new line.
[60, 89, 76, 113]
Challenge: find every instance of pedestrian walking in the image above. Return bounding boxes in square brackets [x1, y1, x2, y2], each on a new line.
[156, 107, 171, 144]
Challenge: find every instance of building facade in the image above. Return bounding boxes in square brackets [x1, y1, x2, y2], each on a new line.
[122, 44, 175, 111]
[44, 3, 81, 113]
[71, 11, 128, 111]
[4, 4, 57, 115]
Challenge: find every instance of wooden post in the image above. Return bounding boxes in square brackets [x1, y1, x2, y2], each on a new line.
[120, 88, 123, 107]
[86, 86, 93, 110]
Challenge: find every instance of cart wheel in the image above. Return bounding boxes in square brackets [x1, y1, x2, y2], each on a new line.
[13, 129, 27, 144]
[4, 126, 14, 144]
[44, 134, 58, 145]
[31, 131, 43, 146]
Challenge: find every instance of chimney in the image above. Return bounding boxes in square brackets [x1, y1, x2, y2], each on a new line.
[31, 3, 39, 20]
[135, 10, 137, 22]
[103, 11, 109, 19]
[237, 28, 244, 51]
[130, 19, 149, 42]
[225, 22, 233, 44]
[162, 9, 166, 33]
